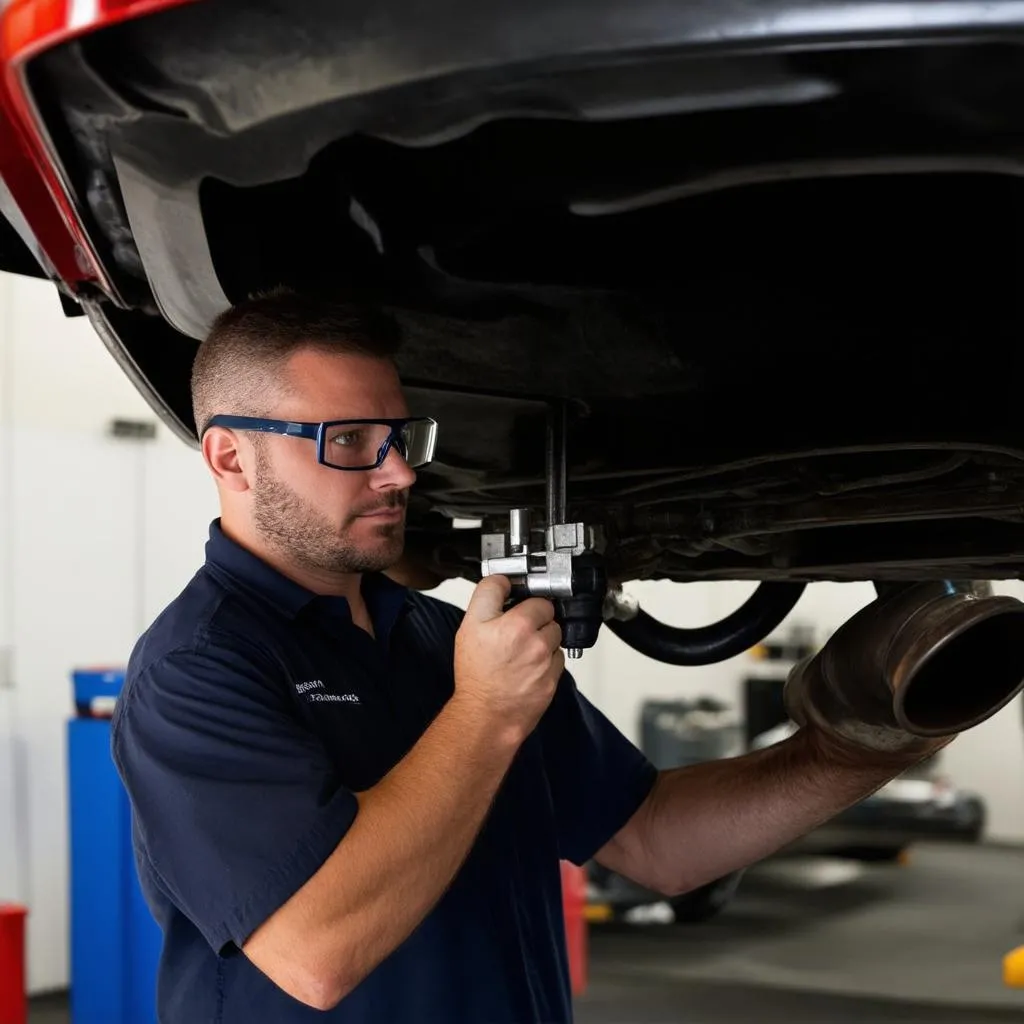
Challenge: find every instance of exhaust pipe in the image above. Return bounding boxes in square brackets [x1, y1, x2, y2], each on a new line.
[785, 581, 1024, 753]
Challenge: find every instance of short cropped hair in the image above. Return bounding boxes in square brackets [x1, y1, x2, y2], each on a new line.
[190, 286, 402, 434]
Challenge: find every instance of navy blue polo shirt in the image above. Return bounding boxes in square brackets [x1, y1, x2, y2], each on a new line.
[112, 521, 657, 1024]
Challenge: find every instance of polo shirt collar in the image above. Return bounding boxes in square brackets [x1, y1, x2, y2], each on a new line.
[204, 520, 410, 640]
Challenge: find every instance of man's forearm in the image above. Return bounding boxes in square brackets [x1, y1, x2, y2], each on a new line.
[601, 727, 923, 897]
[243, 695, 521, 1009]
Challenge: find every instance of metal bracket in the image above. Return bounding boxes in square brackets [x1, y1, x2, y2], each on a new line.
[481, 508, 583, 600]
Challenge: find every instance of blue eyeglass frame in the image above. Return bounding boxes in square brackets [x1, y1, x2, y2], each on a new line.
[202, 414, 438, 471]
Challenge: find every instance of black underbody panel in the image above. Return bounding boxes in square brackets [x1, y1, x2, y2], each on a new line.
[24, 0, 1024, 581]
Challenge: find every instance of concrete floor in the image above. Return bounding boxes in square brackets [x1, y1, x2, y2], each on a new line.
[29, 843, 1024, 1023]
[576, 842, 1024, 1023]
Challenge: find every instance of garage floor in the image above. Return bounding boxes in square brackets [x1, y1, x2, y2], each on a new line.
[29, 843, 1024, 1023]
[576, 842, 1024, 1023]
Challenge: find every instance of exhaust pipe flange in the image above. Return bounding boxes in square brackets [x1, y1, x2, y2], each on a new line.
[785, 581, 1024, 754]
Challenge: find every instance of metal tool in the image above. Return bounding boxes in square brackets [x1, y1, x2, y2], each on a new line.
[480, 403, 606, 658]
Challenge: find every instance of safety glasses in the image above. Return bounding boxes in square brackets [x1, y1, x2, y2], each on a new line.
[202, 415, 438, 471]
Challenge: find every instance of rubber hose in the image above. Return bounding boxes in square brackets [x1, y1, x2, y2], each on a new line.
[605, 582, 807, 666]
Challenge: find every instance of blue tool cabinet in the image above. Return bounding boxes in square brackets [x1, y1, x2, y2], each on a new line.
[68, 669, 161, 1024]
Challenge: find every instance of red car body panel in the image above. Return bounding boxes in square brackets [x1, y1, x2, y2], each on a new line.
[0, 0, 196, 290]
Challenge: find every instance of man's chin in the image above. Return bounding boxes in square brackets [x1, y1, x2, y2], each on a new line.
[362, 519, 404, 543]
[346, 534, 405, 574]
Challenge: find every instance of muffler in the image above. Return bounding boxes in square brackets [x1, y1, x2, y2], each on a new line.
[784, 581, 1024, 754]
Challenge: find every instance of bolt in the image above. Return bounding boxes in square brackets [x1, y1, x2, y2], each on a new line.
[566, 648, 582, 660]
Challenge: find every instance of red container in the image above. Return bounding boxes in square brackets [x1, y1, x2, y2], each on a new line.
[0, 904, 27, 1024]
[559, 862, 588, 997]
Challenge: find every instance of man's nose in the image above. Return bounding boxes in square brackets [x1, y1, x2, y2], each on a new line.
[371, 444, 417, 489]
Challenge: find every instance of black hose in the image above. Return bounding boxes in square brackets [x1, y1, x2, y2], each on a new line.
[605, 582, 807, 666]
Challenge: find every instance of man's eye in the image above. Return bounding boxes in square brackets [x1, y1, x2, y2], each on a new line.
[330, 430, 362, 447]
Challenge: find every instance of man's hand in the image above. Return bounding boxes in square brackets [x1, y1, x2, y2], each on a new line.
[453, 575, 564, 744]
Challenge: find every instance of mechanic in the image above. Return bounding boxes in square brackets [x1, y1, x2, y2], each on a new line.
[112, 288, 947, 1024]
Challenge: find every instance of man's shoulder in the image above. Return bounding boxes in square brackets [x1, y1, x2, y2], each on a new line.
[126, 565, 281, 687]
[114, 568, 291, 747]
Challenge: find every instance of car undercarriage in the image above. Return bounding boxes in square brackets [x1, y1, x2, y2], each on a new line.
[6, 0, 1024, 588]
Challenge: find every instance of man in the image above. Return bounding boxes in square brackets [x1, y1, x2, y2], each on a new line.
[113, 288, 943, 1024]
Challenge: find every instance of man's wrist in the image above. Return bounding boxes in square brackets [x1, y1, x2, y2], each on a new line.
[442, 690, 527, 756]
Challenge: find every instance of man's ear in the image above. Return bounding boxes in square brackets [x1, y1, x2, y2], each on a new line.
[202, 429, 253, 492]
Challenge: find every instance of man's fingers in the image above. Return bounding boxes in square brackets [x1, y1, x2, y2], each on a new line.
[466, 575, 512, 622]
[539, 620, 563, 652]
[465, 581, 555, 632]
[509, 597, 557, 630]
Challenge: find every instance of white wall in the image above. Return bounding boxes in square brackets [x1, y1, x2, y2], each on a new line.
[0, 273, 216, 992]
[0, 272, 22, 910]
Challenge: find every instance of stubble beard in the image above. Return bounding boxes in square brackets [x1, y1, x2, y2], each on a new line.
[251, 450, 406, 575]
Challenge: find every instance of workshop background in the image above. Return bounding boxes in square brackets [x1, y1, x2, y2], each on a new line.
[3, 269, 1024, 1020]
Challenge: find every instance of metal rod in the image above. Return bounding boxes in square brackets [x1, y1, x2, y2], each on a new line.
[509, 508, 529, 552]
[546, 402, 567, 527]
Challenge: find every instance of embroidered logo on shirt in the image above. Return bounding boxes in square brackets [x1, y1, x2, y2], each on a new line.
[295, 680, 361, 704]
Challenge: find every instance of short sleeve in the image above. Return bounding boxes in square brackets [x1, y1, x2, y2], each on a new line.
[537, 673, 658, 865]
[111, 639, 358, 954]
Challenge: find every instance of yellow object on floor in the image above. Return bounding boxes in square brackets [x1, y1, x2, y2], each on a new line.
[584, 903, 614, 923]
[1002, 946, 1024, 987]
